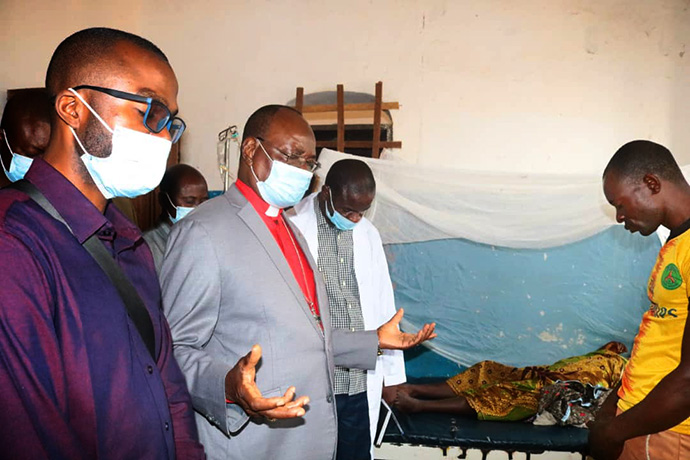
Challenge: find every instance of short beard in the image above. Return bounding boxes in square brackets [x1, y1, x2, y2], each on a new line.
[72, 109, 113, 186]
[81, 112, 112, 159]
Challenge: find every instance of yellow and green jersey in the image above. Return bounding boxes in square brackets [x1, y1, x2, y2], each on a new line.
[618, 226, 690, 434]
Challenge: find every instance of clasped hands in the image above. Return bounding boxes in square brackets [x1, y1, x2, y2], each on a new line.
[587, 419, 624, 460]
[586, 391, 625, 460]
[225, 309, 436, 421]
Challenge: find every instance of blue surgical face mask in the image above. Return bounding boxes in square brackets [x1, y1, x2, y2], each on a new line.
[166, 193, 195, 224]
[327, 191, 358, 231]
[250, 140, 313, 209]
[1, 129, 34, 182]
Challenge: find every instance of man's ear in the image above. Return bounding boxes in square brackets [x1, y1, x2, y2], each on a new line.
[643, 174, 662, 195]
[54, 90, 82, 129]
[240, 137, 258, 165]
[318, 184, 329, 201]
[158, 190, 167, 209]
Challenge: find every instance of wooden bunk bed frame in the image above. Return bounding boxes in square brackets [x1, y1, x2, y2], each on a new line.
[292, 81, 402, 158]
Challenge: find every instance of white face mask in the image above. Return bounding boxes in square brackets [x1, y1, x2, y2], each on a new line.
[250, 140, 313, 209]
[1, 129, 34, 182]
[68, 88, 172, 199]
[166, 193, 195, 224]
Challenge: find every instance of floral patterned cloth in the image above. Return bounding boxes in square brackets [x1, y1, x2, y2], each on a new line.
[445, 349, 626, 421]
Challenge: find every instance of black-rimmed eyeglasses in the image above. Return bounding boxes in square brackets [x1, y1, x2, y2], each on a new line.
[72, 85, 186, 144]
[257, 137, 320, 173]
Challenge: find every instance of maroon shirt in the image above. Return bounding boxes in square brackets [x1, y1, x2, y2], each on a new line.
[0, 159, 204, 459]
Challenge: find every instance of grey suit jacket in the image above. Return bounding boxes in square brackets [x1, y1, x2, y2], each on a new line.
[160, 185, 378, 460]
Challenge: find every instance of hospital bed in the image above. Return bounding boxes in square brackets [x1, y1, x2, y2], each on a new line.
[380, 397, 588, 459]
[374, 225, 662, 459]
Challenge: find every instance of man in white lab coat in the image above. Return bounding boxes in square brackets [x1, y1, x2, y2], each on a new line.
[289, 158, 406, 459]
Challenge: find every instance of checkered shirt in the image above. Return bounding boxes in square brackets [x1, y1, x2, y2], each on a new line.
[315, 197, 367, 396]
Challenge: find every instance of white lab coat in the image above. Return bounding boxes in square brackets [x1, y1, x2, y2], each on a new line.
[289, 193, 406, 458]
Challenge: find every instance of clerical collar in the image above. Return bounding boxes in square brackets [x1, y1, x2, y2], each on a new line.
[235, 179, 280, 217]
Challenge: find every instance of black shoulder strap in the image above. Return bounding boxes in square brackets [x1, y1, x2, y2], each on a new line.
[9, 180, 73, 231]
[10, 180, 157, 359]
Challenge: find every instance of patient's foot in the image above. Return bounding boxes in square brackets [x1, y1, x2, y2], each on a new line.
[383, 383, 416, 405]
[382, 385, 398, 405]
[393, 389, 423, 414]
[397, 383, 418, 398]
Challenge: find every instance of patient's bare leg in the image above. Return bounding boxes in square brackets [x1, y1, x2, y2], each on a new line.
[393, 390, 477, 417]
[390, 381, 457, 400]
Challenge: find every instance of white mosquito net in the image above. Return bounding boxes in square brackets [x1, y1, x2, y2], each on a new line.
[314, 148, 675, 367]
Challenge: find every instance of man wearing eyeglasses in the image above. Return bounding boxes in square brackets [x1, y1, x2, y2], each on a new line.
[160, 104, 436, 460]
[0, 28, 204, 458]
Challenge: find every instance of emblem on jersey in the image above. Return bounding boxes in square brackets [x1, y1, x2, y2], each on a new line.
[661, 263, 682, 290]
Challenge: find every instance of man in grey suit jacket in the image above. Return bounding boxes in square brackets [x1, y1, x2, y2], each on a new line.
[160, 105, 435, 460]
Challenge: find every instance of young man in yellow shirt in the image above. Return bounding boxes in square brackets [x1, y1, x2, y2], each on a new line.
[589, 140, 690, 460]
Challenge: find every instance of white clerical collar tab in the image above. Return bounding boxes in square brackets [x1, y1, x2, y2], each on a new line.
[265, 205, 280, 217]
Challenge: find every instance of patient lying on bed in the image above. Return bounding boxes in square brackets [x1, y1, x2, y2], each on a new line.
[384, 341, 627, 422]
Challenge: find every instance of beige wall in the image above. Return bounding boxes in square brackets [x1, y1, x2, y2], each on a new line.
[1, 0, 689, 189]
